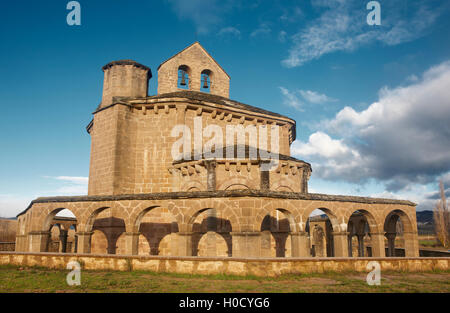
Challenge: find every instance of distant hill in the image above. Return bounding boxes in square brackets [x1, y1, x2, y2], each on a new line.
[416, 210, 435, 235]
[416, 210, 434, 225]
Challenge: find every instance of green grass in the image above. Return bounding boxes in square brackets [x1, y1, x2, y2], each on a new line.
[419, 239, 442, 247]
[0, 265, 449, 293]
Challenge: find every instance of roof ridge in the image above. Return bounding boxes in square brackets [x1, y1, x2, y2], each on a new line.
[157, 42, 230, 78]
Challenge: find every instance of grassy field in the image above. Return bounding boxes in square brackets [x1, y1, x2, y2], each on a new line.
[0, 265, 449, 293]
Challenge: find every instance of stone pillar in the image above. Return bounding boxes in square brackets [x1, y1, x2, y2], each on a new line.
[176, 232, 193, 256]
[370, 232, 386, 257]
[403, 231, 420, 257]
[291, 231, 310, 257]
[124, 232, 140, 255]
[332, 232, 349, 257]
[231, 232, 261, 257]
[28, 231, 50, 253]
[260, 166, 270, 191]
[204, 160, 217, 191]
[74, 235, 78, 253]
[347, 234, 353, 257]
[385, 232, 396, 257]
[76, 232, 93, 254]
[59, 230, 68, 253]
[357, 234, 365, 257]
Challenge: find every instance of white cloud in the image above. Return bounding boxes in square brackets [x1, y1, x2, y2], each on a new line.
[0, 176, 89, 217]
[250, 23, 271, 37]
[279, 87, 303, 111]
[280, 6, 303, 23]
[292, 132, 356, 159]
[282, 1, 443, 67]
[52, 176, 88, 185]
[299, 90, 337, 104]
[291, 61, 450, 208]
[0, 194, 32, 218]
[278, 30, 287, 43]
[280, 87, 337, 110]
[218, 26, 241, 38]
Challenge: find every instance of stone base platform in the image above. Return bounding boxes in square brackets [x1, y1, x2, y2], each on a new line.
[1, 252, 448, 277]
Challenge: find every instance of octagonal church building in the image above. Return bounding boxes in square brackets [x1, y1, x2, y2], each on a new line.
[15, 42, 419, 259]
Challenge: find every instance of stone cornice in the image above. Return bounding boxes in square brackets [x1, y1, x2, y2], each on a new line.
[17, 190, 416, 217]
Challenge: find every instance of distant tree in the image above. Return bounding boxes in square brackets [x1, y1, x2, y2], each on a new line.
[433, 181, 450, 248]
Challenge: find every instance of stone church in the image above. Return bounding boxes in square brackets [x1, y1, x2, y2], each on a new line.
[15, 42, 419, 258]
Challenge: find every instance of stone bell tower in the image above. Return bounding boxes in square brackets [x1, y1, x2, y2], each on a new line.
[88, 59, 152, 196]
[101, 60, 152, 106]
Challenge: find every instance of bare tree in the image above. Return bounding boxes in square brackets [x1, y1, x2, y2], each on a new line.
[433, 181, 450, 248]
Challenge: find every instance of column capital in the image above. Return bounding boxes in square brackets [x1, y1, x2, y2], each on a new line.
[177, 231, 194, 236]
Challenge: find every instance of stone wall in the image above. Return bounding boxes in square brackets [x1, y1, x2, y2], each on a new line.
[0, 252, 448, 277]
[157, 42, 230, 98]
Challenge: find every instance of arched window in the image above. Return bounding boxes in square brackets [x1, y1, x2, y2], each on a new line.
[177, 65, 190, 89]
[200, 69, 212, 93]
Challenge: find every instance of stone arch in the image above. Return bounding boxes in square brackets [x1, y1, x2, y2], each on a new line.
[178, 64, 191, 89]
[181, 180, 206, 192]
[217, 177, 252, 191]
[196, 231, 229, 257]
[41, 207, 78, 253]
[304, 206, 341, 232]
[255, 201, 299, 233]
[85, 206, 127, 254]
[185, 199, 238, 232]
[133, 205, 179, 255]
[383, 208, 415, 257]
[187, 201, 234, 256]
[200, 69, 213, 92]
[258, 202, 297, 257]
[383, 209, 414, 233]
[271, 179, 297, 193]
[42, 207, 78, 232]
[84, 206, 111, 232]
[304, 207, 342, 257]
[344, 209, 382, 234]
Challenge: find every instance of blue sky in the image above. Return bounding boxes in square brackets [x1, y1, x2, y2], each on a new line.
[1, 0, 450, 217]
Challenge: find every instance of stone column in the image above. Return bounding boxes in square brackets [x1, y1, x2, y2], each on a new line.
[332, 231, 349, 257]
[347, 234, 353, 257]
[370, 232, 386, 257]
[385, 232, 396, 257]
[124, 232, 140, 255]
[357, 234, 365, 257]
[290, 231, 310, 257]
[204, 160, 217, 191]
[76, 232, 93, 254]
[403, 231, 420, 257]
[59, 229, 68, 253]
[231, 232, 261, 257]
[28, 231, 50, 253]
[176, 232, 193, 256]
